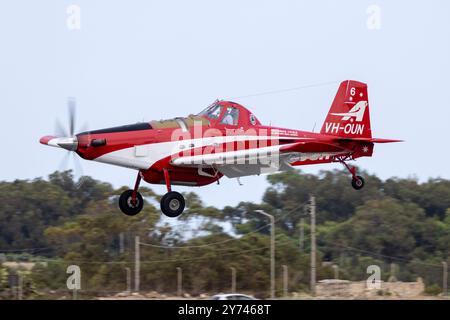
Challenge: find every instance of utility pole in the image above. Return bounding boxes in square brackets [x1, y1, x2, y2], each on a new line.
[299, 217, 304, 253]
[389, 263, 397, 282]
[255, 210, 275, 299]
[310, 195, 316, 296]
[176, 267, 182, 297]
[230, 267, 236, 293]
[18, 272, 23, 300]
[282, 265, 288, 298]
[443, 261, 448, 296]
[135, 236, 140, 293]
[119, 232, 125, 254]
[332, 264, 339, 280]
[125, 267, 131, 294]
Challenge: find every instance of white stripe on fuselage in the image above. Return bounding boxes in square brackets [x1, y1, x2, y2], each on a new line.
[171, 144, 291, 166]
[94, 135, 312, 170]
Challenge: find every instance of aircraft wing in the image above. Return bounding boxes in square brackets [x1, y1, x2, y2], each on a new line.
[170, 140, 350, 179]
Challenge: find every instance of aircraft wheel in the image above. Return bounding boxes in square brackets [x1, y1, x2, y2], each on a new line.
[351, 175, 365, 190]
[160, 191, 185, 218]
[119, 190, 144, 216]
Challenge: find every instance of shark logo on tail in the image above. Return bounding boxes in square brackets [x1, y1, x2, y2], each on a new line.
[330, 101, 368, 122]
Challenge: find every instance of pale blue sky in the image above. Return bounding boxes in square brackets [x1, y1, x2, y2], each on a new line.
[1, 1, 449, 208]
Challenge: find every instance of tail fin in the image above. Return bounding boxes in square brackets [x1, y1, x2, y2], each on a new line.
[320, 80, 372, 139]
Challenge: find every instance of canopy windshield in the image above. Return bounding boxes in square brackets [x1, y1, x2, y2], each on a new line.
[197, 102, 223, 120]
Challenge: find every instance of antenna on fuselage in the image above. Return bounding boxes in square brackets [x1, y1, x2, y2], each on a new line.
[312, 122, 316, 133]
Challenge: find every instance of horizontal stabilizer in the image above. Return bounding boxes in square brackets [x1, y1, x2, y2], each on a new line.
[332, 137, 403, 144]
[280, 141, 348, 153]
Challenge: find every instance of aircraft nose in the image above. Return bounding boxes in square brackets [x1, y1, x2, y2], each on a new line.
[39, 135, 56, 145]
[39, 135, 78, 151]
[56, 137, 79, 151]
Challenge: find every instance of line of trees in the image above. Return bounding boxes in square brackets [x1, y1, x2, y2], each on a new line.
[0, 169, 449, 299]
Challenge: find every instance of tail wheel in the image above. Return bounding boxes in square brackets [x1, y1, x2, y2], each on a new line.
[160, 191, 185, 218]
[351, 175, 365, 190]
[119, 190, 144, 216]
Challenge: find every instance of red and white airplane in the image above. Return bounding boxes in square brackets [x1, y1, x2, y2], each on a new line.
[40, 80, 401, 217]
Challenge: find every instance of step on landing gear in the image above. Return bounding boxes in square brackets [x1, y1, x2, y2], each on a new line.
[160, 169, 185, 218]
[119, 172, 144, 216]
[339, 158, 365, 190]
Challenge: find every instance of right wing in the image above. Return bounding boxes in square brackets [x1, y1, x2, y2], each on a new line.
[170, 140, 351, 178]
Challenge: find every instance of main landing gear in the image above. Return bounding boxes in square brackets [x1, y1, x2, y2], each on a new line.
[339, 158, 365, 190]
[119, 173, 144, 216]
[118, 169, 186, 218]
[160, 169, 185, 218]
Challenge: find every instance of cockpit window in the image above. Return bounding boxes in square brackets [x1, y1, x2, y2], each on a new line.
[220, 107, 239, 125]
[198, 104, 223, 119]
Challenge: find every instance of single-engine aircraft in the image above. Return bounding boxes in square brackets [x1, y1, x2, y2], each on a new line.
[40, 80, 401, 217]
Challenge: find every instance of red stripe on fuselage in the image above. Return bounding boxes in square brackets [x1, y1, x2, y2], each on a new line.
[75, 125, 299, 161]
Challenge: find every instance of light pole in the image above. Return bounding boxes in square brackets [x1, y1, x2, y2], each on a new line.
[230, 267, 236, 293]
[443, 261, 448, 296]
[176, 267, 182, 297]
[255, 210, 275, 299]
[309, 195, 316, 296]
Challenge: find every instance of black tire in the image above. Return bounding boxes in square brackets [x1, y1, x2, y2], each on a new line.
[119, 190, 144, 216]
[160, 191, 185, 218]
[351, 175, 365, 190]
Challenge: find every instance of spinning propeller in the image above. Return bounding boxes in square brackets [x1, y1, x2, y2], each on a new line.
[40, 97, 89, 182]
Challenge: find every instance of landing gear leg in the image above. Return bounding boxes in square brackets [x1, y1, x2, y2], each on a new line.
[131, 173, 142, 206]
[119, 172, 144, 216]
[160, 169, 185, 218]
[339, 159, 365, 190]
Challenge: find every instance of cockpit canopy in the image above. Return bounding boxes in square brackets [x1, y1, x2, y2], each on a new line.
[198, 103, 222, 120]
[197, 100, 261, 127]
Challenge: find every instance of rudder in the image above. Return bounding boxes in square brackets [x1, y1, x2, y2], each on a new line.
[320, 80, 372, 138]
